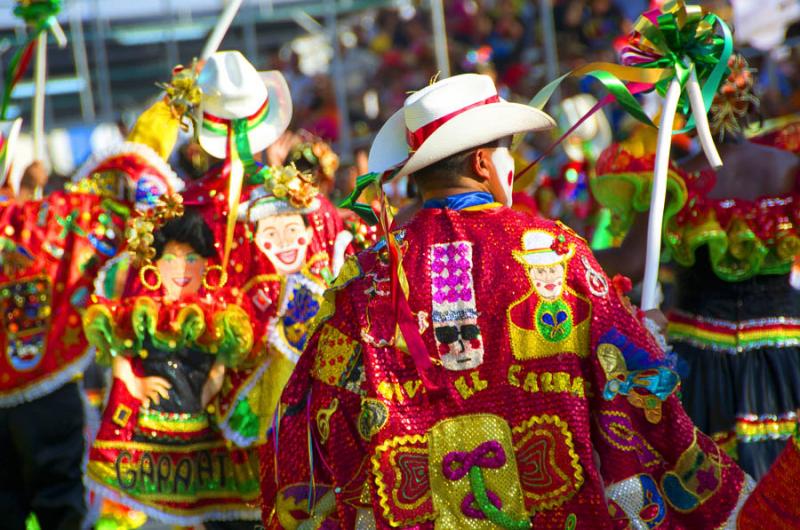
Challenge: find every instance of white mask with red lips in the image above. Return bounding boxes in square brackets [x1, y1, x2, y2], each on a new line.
[490, 147, 515, 207]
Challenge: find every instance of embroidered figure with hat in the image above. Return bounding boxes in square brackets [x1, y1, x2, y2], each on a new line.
[259, 72, 755, 529]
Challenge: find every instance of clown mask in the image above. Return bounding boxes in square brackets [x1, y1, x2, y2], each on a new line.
[156, 241, 207, 301]
[255, 214, 314, 275]
[490, 146, 515, 207]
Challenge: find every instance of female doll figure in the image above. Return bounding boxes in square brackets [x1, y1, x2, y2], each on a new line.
[83, 204, 260, 525]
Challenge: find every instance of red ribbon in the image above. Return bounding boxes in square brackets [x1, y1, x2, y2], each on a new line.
[406, 95, 500, 151]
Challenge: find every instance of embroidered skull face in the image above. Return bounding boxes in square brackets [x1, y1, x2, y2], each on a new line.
[430, 241, 484, 371]
[528, 263, 565, 300]
[433, 318, 484, 370]
[156, 241, 207, 301]
[255, 214, 314, 275]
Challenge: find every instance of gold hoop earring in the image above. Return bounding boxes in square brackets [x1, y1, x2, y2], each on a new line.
[202, 265, 228, 291]
[139, 264, 162, 291]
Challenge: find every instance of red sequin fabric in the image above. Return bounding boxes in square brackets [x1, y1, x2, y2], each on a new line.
[0, 191, 125, 406]
[260, 206, 749, 529]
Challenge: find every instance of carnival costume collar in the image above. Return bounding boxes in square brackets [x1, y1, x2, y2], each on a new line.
[423, 191, 497, 210]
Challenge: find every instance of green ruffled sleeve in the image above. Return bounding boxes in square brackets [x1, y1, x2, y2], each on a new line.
[589, 168, 688, 238]
[210, 304, 254, 368]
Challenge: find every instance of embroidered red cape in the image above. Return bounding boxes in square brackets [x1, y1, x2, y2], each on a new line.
[260, 206, 751, 529]
[0, 192, 124, 406]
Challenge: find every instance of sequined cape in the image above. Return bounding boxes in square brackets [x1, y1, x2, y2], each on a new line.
[260, 206, 751, 529]
[0, 191, 124, 407]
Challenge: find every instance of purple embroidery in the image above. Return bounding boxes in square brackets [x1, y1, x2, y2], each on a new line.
[443, 441, 507, 520]
[442, 440, 507, 480]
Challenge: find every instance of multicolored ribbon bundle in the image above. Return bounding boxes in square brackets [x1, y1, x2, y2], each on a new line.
[0, 0, 66, 119]
[517, 0, 732, 180]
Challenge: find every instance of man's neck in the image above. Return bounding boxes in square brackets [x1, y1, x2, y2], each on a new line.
[420, 183, 491, 202]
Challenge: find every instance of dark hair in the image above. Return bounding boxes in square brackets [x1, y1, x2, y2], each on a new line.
[413, 140, 500, 188]
[153, 207, 216, 260]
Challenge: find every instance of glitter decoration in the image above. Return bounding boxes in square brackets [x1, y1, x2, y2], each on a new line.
[605, 474, 667, 530]
[429, 241, 484, 371]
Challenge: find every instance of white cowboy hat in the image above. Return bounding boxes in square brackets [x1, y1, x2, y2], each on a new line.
[368, 74, 555, 178]
[196, 51, 292, 160]
[513, 230, 575, 267]
[0, 118, 22, 188]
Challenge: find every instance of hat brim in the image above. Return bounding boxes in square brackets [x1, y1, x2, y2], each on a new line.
[0, 118, 22, 188]
[368, 101, 555, 178]
[198, 71, 293, 159]
[514, 245, 575, 267]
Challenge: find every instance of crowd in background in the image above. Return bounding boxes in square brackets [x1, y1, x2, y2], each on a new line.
[238, 0, 800, 202]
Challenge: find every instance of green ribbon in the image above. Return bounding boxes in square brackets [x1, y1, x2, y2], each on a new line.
[527, 2, 732, 137]
[630, 9, 733, 133]
[339, 171, 387, 225]
[1, 0, 63, 119]
[468, 467, 531, 530]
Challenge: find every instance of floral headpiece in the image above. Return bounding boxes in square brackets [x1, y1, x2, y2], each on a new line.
[710, 53, 759, 141]
[239, 163, 321, 223]
[288, 134, 340, 182]
[157, 61, 202, 132]
[126, 192, 184, 267]
[269, 163, 320, 210]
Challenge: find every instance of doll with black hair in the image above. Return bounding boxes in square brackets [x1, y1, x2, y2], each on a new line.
[82, 204, 261, 525]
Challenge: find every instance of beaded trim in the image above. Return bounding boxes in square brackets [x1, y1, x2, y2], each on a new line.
[668, 310, 800, 354]
[735, 412, 798, 443]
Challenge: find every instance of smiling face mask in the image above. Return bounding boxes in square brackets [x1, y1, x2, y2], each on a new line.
[490, 146, 515, 207]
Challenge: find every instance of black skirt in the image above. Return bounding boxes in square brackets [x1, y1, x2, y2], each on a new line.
[668, 248, 800, 479]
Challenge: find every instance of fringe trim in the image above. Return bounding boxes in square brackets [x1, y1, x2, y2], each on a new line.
[0, 348, 93, 408]
[216, 359, 271, 448]
[85, 479, 261, 526]
[71, 141, 184, 193]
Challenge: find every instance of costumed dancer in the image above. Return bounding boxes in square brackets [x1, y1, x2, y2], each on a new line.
[260, 73, 754, 529]
[82, 205, 260, 525]
[0, 83, 184, 526]
[177, 51, 351, 451]
[592, 53, 800, 479]
[217, 144, 352, 449]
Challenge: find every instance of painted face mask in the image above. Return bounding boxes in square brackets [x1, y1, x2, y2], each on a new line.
[254, 214, 314, 275]
[490, 146, 515, 207]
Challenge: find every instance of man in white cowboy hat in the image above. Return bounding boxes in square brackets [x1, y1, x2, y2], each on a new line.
[261, 73, 754, 529]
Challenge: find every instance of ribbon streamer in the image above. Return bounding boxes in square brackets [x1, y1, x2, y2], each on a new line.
[1, 0, 67, 119]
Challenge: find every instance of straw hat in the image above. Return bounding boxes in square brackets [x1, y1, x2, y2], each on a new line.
[196, 51, 292, 159]
[368, 74, 555, 178]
